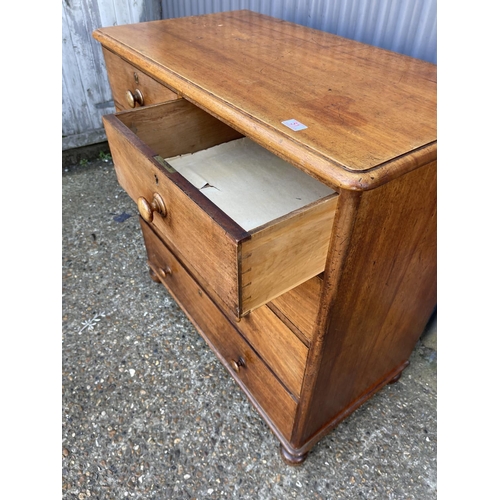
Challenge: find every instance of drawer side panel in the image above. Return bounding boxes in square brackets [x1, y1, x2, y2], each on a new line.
[240, 195, 337, 314]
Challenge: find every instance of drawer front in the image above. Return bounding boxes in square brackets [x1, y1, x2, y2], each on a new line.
[140, 218, 297, 441]
[103, 104, 244, 315]
[103, 48, 178, 111]
[237, 307, 308, 399]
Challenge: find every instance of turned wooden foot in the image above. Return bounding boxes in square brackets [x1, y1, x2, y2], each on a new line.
[280, 444, 308, 466]
[149, 267, 161, 283]
[388, 370, 405, 384]
[388, 361, 410, 384]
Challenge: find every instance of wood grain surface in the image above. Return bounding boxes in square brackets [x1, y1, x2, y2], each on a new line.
[293, 160, 437, 448]
[116, 99, 243, 159]
[93, 10, 436, 190]
[240, 195, 337, 314]
[237, 305, 308, 399]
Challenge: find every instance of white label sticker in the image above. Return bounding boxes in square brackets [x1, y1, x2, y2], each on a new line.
[282, 119, 308, 131]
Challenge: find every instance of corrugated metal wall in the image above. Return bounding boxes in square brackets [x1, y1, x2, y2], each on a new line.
[62, 0, 436, 151]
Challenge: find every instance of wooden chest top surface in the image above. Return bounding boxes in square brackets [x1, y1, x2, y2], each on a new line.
[94, 10, 436, 190]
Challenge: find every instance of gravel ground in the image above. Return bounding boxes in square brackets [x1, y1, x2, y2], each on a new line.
[62, 158, 437, 499]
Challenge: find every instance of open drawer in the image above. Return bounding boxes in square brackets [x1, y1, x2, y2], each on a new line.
[102, 99, 338, 317]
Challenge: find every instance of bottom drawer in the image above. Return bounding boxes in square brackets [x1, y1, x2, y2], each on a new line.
[140, 217, 298, 441]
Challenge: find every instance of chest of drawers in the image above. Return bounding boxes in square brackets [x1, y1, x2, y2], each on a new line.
[93, 10, 436, 465]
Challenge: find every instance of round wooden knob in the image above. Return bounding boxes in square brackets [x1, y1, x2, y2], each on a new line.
[158, 266, 172, 279]
[125, 88, 144, 108]
[137, 197, 154, 222]
[231, 358, 245, 373]
[137, 193, 167, 222]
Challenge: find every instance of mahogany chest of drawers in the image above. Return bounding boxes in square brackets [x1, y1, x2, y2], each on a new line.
[93, 10, 436, 465]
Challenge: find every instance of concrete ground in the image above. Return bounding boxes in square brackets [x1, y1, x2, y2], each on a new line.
[62, 156, 437, 500]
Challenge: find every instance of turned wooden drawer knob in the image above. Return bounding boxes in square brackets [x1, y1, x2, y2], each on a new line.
[158, 266, 172, 279]
[231, 357, 246, 373]
[125, 88, 144, 108]
[137, 193, 167, 222]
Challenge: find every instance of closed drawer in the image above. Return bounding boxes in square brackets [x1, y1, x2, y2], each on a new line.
[102, 48, 178, 111]
[140, 218, 297, 441]
[103, 98, 338, 318]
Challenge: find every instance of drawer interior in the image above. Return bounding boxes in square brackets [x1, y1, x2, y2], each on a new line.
[167, 137, 335, 231]
[116, 99, 336, 234]
[116, 98, 243, 161]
